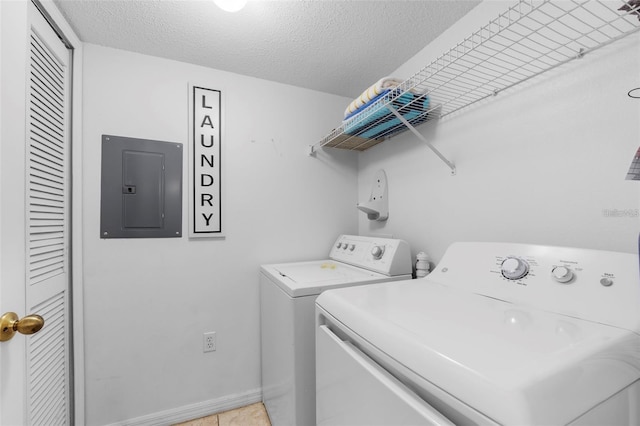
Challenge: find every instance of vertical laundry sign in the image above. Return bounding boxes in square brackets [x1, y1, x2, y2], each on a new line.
[190, 86, 224, 238]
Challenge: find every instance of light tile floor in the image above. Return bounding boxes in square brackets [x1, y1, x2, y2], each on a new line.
[174, 402, 271, 426]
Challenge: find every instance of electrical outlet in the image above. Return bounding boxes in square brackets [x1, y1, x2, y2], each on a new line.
[203, 332, 216, 353]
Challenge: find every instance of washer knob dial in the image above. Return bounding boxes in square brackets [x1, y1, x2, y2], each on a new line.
[552, 266, 574, 283]
[600, 277, 614, 287]
[501, 257, 529, 280]
[371, 245, 385, 260]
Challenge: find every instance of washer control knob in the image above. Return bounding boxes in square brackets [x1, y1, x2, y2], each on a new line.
[349, 244, 355, 251]
[501, 257, 529, 280]
[371, 245, 385, 260]
[342, 244, 348, 250]
[336, 243, 342, 249]
[552, 266, 574, 283]
[600, 277, 614, 287]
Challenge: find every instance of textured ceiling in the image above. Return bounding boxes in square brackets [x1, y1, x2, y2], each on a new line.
[53, 0, 481, 98]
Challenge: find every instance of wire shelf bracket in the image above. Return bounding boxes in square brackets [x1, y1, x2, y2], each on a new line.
[309, 0, 640, 173]
[386, 104, 456, 175]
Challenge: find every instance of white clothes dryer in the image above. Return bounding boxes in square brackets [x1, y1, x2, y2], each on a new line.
[316, 242, 640, 425]
[260, 234, 412, 426]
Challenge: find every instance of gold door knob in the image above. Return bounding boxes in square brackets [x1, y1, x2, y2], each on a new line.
[0, 312, 45, 342]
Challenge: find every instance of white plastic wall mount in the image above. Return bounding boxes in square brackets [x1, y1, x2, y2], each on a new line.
[357, 169, 388, 221]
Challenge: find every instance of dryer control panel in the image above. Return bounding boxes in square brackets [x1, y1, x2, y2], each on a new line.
[429, 242, 639, 332]
[330, 235, 412, 277]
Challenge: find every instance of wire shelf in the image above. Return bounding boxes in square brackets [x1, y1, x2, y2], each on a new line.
[311, 0, 640, 157]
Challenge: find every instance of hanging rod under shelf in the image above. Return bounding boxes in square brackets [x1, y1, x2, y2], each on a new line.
[310, 0, 640, 166]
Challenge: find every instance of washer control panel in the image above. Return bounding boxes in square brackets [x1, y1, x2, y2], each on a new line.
[429, 242, 639, 331]
[330, 235, 412, 277]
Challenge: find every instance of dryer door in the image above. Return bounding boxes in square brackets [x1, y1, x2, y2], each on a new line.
[316, 325, 454, 426]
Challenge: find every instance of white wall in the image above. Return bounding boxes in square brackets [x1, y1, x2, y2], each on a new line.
[358, 1, 640, 264]
[0, 2, 29, 424]
[82, 44, 357, 425]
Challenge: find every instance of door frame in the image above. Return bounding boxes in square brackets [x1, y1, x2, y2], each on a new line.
[30, 1, 85, 424]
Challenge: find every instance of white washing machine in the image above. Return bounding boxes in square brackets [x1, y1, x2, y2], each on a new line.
[260, 234, 413, 426]
[316, 242, 640, 425]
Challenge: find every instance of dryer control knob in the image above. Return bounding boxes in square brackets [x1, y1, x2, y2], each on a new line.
[371, 245, 385, 260]
[552, 266, 574, 283]
[501, 257, 529, 280]
[349, 244, 355, 251]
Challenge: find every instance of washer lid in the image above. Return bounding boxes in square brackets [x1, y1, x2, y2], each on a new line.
[261, 261, 395, 297]
[316, 279, 640, 425]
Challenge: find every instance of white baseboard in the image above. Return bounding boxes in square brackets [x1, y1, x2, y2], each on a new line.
[106, 388, 263, 426]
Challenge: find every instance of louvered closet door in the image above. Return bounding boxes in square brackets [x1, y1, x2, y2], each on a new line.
[26, 3, 72, 425]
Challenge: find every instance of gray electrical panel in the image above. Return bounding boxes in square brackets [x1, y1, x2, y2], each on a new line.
[101, 135, 182, 238]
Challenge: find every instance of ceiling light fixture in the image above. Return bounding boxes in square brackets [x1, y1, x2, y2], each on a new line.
[213, 0, 247, 13]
